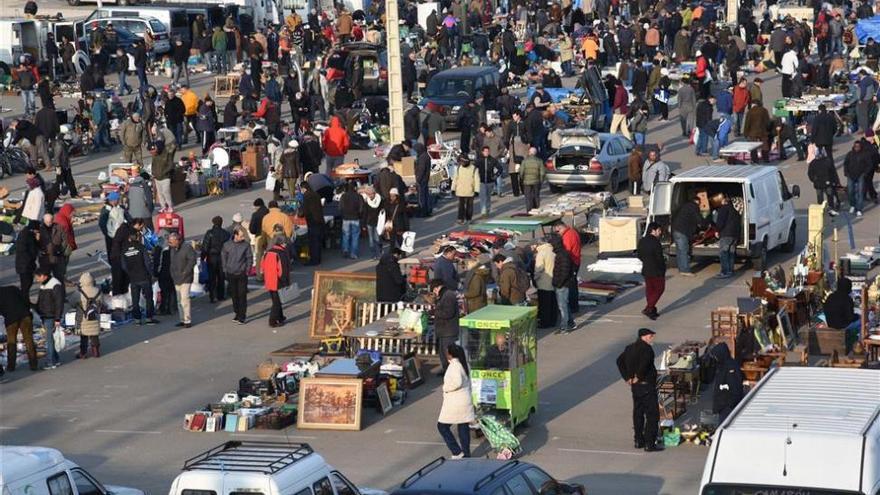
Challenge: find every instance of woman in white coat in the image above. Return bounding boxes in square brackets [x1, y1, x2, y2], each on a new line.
[437, 343, 475, 458]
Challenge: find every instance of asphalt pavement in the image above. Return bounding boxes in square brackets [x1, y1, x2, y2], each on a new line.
[0, 13, 876, 493]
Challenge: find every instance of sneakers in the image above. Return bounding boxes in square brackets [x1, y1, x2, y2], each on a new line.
[829, 209, 838, 216]
[449, 453, 465, 459]
[857, 211, 863, 217]
[234, 318, 246, 325]
[41, 363, 60, 370]
[715, 273, 732, 279]
[850, 206, 856, 214]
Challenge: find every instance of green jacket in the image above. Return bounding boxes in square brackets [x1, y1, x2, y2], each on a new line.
[212, 30, 227, 52]
[520, 156, 545, 186]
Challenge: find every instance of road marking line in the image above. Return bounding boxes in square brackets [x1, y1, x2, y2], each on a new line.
[396, 440, 446, 446]
[558, 448, 644, 456]
[384, 429, 394, 434]
[232, 433, 317, 439]
[32, 389, 57, 398]
[95, 429, 162, 435]
[0, 426, 18, 430]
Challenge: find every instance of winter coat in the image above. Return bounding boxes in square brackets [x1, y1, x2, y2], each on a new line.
[637, 233, 666, 278]
[844, 149, 873, 180]
[810, 111, 837, 146]
[732, 85, 751, 113]
[39, 224, 65, 265]
[452, 164, 480, 197]
[462, 267, 488, 312]
[808, 156, 839, 188]
[672, 201, 705, 237]
[533, 242, 555, 291]
[196, 102, 217, 133]
[261, 207, 294, 238]
[262, 244, 291, 291]
[36, 277, 64, 321]
[77, 272, 102, 337]
[678, 83, 696, 115]
[715, 203, 742, 240]
[21, 186, 45, 223]
[520, 156, 545, 186]
[710, 343, 744, 417]
[35, 107, 60, 141]
[221, 238, 253, 276]
[339, 190, 363, 221]
[202, 225, 231, 258]
[824, 278, 856, 329]
[169, 242, 197, 285]
[321, 116, 350, 157]
[122, 240, 152, 284]
[127, 177, 154, 219]
[696, 100, 714, 130]
[433, 255, 460, 291]
[743, 105, 770, 139]
[223, 100, 239, 127]
[164, 97, 185, 125]
[376, 252, 406, 302]
[301, 190, 324, 227]
[498, 261, 527, 304]
[280, 148, 301, 180]
[15, 228, 38, 275]
[425, 111, 445, 141]
[433, 287, 460, 338]
[415, 146, 431, 184]
[0, 286, 30, 325]
[550, 237, 573, 289]
[361, 193, 384, 230]
[404, 106, 421, 141]
[120, 118, 147, 149]
[642, 159, 671, 193]
[54, 204, 77, 253]
[438, 358, 475, 424]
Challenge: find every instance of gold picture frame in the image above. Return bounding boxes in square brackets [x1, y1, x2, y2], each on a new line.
[297, 377, 364, 431]
[309, 271, 377, 340]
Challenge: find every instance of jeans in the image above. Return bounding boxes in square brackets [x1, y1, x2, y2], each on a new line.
[437, 422, 470, 457]
[215, 50, 227, 74]
[679, 112, 692, 137]
[495, 174, 504, 196]
[555, 286, 573, 329]
[696, 128, 709, 155]
[130, 281, 155, 320]
[673, 231, 691, 273]
[816, 185, 839, 211]
[418, 183, 432, 216]
[227, 273, 248, 321]
[341, 219, 360, 257]
[735, 111, 744, 135]
[21, 89, 35, 116]
[118, 71, 131, 94]
[95, 123, 113, 150]
[325, 155, 345, 174]
[366, 227, 382, 258]
[633, 132, 646, 146]
[170, 122, 184, 148]
[479, 183, 492, 216]
[711, 137, 721, 159]
[43, 321, 60, 366]
[173, 63, 189, 86]
[136, 66, 148, 92]
[719, 236, 736, 275]
[848, 176, 865, 212]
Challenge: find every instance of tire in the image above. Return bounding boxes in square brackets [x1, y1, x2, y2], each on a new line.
[751, 238, 768, 271]
[549, 183, 562, 194]
[607, 169, 620, 193]
[780, 223, 796, 253]
[72, 51, 90, 75]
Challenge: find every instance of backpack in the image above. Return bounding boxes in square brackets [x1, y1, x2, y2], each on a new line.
[79, 290, 101, 322]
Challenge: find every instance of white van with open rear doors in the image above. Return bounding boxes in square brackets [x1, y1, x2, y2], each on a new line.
[700, 367, 880, 495]
[168, 441, 387, 495]
[0, 446, 145, 495]
[647, 165, 800, 270]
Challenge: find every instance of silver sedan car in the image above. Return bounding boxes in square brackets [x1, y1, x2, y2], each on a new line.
[545, 129, 635, 193]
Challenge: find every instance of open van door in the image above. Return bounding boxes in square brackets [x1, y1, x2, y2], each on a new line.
[646, 181, 672, 237]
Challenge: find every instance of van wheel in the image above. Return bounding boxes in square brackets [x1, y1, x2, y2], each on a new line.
[549, 184, 562, 194]
[607, 170, 620, 193]
[781, 223, 796, 253]
[751, 239, 768, 271]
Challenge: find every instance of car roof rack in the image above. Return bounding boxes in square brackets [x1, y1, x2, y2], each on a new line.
[473, 461, 520, 491]
[400, 457, 446, 488]
[182, 441, 314, 474]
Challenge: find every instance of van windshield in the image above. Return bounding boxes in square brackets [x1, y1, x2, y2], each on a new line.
[170, 12, 188, 29]
[702, 484, 863, 495]
[425, 77, 474, 98]
[149, 19, 166, 32]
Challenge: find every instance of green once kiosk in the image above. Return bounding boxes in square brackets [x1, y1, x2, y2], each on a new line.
[459, 305, 538, 429]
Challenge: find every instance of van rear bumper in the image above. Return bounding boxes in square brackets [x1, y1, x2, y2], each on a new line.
[666, 242, 756, 259]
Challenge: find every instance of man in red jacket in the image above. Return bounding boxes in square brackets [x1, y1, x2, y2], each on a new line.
[321, 116, 350, 174]
[732, 77, 751, 137]
[554, 220, 582, 315]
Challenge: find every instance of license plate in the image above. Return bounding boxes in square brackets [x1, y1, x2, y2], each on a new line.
[578, 165, 591, 171]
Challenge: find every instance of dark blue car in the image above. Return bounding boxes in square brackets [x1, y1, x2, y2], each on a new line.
[420, 66, 500, 128]
[391, 458, 585, 495]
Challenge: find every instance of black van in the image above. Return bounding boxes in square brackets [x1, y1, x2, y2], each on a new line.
[421, 66, 500, 127]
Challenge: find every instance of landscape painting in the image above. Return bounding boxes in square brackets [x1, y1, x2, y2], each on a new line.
[297, 377, 364, 431]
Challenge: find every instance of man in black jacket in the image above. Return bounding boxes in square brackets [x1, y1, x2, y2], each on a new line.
[164, 91, 186, 147]
[616, 328, 662, 452]
[15, 226, 39, 299]
[808, 148, 840, 214]
[172, 38, 190, 86]
[475, 146, 500, 218]
[713, 194, 741, 279]
[133, 39, 149, 92]
[414, 143, 432, 217]
[824, 277, 857, 332]
[201, 216, 231, 302]
[550, 235, 576, 333]
[637, 222, 666, 320]
[404, 105, 421, 146]
[430, 278, 460, 375]
[376, 248, 406, 302]
[709, 342, 744, 422]
[671, 195, 707, 276]
[0, 285, 38, 372]
[810, 104, 837, 159]
[122, 227, 159, 326]
[844, 141, 872, 216]
[339, 182, 363, 259]
[34, 268, 64, 369]
[695, 96, 715, 156]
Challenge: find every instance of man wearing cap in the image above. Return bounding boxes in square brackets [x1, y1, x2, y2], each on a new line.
[120, 112, 148, 164]
[616, 328, 662, 452]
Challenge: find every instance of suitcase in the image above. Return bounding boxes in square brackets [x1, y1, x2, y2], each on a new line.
[154, 211, 185, 237]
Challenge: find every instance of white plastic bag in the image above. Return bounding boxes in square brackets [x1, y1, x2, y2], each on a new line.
[376, 209, 387, 236]
[265, 173, 277, 192]
[279, 283, 300, 304]
[53, 327, 67, 352]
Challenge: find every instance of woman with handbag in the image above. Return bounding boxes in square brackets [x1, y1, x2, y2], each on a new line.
[261, 234, 291, 328]
[437, 343, 475, 459]
[75, 272, 102, 359]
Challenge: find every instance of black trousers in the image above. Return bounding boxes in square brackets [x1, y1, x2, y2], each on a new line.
[631, 383, 660, 446]
[781, 74, 792, 98]
[523, 184, 540, 210]
[19, 271, 33, 301]
[130, 281, 154, 320]
[111, 259, 129, 296]
[510, 172, 522, 196]
[537, 289, 558, 328]
[227, 273, 248, 320]
[158, 277, 176, 314]
[307, 223, 324, 265]
[269, 290, 285, 324]
[207, 255, 225, 301]
[817, 144, 833, 161]
[437, 335, 456, 371]
[457, 196, 474, 222]
[568, 263, 580, 313]
[59, 168, 78, 197]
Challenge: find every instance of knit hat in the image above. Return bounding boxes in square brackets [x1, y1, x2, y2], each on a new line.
[232, 213, 243, 223]
[107, 191, 120, 201]
[389, 188, 399, 195]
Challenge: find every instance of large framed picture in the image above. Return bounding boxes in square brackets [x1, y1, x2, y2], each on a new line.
[297, 377, 364, 431]
[402, 356, 423, 388]
[377, 382, 393, 415]
[309, 271, 377, 339]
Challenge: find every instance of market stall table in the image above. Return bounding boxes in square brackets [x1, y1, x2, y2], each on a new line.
[718, 141, 763, 164]
[470, 216, 560, 239]
[346, 312, 423, 357]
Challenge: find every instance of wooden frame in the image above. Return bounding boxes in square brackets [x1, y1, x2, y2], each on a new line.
[777, 310, 796, 349]
[310, 271, 377, 339]
[403, 356, 423, 388]
[297, 377, 364, 431]
[377, 382, 393, 415]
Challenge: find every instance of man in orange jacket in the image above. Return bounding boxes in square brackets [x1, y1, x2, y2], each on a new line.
[321, 116, 350, 174]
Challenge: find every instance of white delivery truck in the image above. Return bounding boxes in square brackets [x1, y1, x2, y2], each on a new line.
[0, 446, 145, 495]
[647, 165, 800, 270]
[168, 441, 387, 495]
[700, 367, 880, 495]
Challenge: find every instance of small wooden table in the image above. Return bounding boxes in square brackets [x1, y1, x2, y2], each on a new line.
[346, 312, 423, 357]
[864, 336, 880, 362]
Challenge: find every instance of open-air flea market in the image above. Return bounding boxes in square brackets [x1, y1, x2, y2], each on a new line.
[2, 0, 880, 492]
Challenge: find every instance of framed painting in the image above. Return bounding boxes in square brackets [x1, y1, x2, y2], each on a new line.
[309, 271, 377, 339]
[297, 377, 364, 431]
[377, 382, 393, 415]
[402, 356, 423, 388]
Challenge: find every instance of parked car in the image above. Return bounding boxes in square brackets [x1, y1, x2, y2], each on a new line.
[392, 458, 585, 495]
[168, 441, 387, 495]
[81, 6, 190, 44]
[324, 42, 388, 97]
[421, 66, 500, 127]
[545, 129, 634, 193]
[647, 165, 799, 270]
[0, 446, 145, 495]
[700, 367, 880, 495]
[79, 17, 171, 53]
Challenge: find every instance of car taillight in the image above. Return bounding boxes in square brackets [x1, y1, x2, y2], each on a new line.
[588, 158, 603, 173]
[545, 158, 555, 171]
[379, 68, 387, 79]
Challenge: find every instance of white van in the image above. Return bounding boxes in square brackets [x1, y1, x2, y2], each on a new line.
[647, 165, 800, 270]
[83, 7, 190, 43]
[700, 367, 880, 495]
[0, 446, 145, 495]
[168, 441, 387, 495]
[79, 17, 172, 53]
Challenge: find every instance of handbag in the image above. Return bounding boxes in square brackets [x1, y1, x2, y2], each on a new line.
[279, 283, 299, 304]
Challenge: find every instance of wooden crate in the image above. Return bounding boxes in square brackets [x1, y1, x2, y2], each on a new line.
[711, 307, 739, 337]
[214, 74, 240, 97]
[798, 326, 846, 356]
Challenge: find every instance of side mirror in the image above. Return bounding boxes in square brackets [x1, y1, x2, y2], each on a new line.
[791, 184, 800, 198]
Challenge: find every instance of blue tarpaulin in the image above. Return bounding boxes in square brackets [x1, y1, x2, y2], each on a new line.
[525, 87, 585, 103]
[855, 15, 880, 43]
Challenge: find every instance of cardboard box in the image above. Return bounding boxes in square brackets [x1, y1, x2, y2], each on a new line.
[393, 157, 416, 177]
